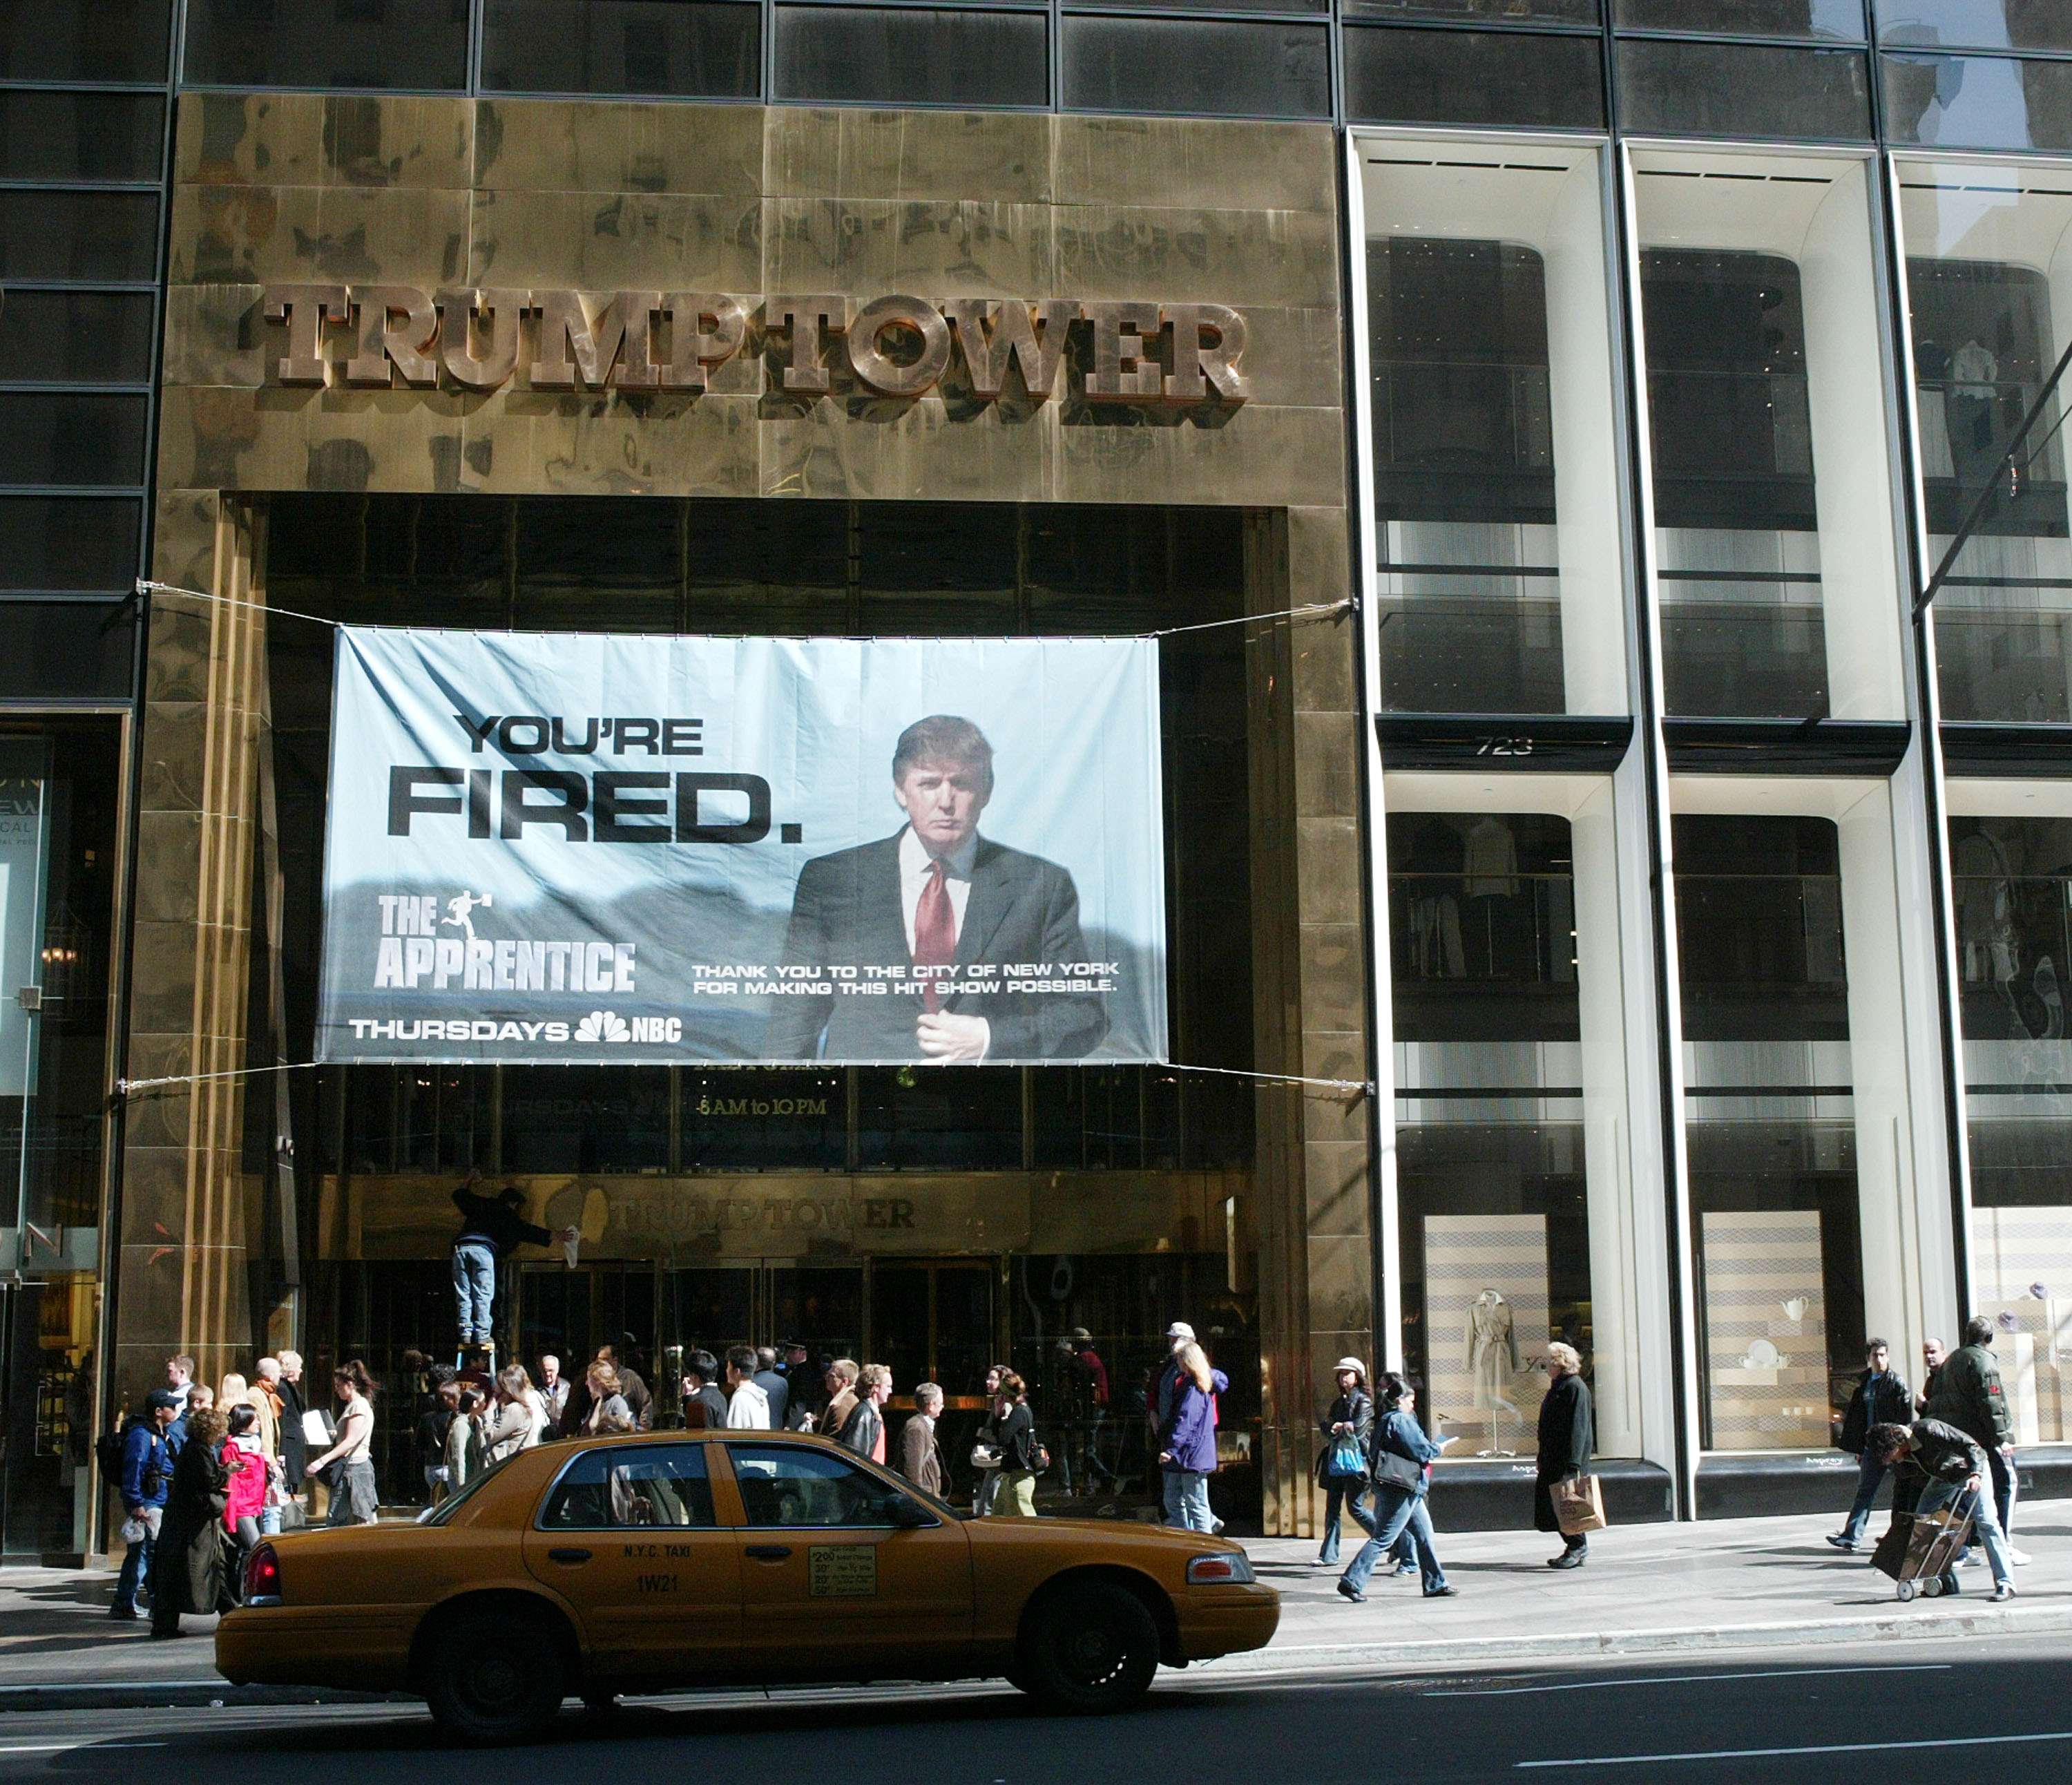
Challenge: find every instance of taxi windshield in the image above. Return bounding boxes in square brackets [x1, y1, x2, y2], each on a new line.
[417, 1454, 517, 1526]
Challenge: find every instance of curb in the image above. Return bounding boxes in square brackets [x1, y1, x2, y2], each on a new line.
[0, 1681, 399, 1712]
[1202, 1599, 2072, 1676]
[4, 1601, 2069, 1712]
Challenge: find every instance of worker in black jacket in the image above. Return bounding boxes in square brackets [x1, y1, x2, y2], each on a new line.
[1868, 1417, 2015, 1601]
[1924, 1315, 2020, 1555]
[450, 1170, 575, 1353]
[1827, 1338, 1913, 1552]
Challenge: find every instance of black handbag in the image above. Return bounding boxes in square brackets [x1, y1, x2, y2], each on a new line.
[1372, 1447, 1423, 1493]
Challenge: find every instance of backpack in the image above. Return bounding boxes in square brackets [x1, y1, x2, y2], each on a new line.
[94, 1425, 126, 1484]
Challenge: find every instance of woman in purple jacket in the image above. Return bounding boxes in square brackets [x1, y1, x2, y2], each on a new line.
[1157, 1342, 1227, 1532]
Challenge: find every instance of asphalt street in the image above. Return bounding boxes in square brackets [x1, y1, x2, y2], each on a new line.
[0, 1633, 2064, 1783]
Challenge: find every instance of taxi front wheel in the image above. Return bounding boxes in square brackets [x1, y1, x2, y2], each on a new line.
[422, 1607, 566, 1744]
[1015, 1580, 1162, 1714]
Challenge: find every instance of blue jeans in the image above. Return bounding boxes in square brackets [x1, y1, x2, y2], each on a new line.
[113, 1527, 153, 1611]
[1839, 1450, 1889, 1545]
[1918, 1476, 2013, 1590]
[1342, 1485, 1447, 1594]
[1318, 1476, 1376, 1563]
[1163, 1468, 1214, 1531]
[1318, 1478, 1414, 1566]
[452, 1240, 496, 1344]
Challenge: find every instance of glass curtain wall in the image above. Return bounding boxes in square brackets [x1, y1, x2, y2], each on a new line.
[1946, 785, 2072, 1447]
[1630, 148, 1908, 722]
[1384, 774, 1646, 1463]
[1674, 782, 1925, 1453]
[1895, 155, 2072, 724]
[1359, 137, 1629, 716]
[0, 719, 123, 1557]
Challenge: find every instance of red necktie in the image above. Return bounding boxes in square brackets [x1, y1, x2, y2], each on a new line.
[913, 860, 957, 1011]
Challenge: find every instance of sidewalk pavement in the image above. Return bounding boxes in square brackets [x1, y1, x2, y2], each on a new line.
[3, 1501, 2067, 1710]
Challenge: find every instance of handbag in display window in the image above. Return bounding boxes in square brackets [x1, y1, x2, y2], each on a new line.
[1551, 1473, 1607, 1536]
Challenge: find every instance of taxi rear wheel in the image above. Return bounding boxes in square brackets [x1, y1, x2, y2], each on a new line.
[423, 1608, 565, 1744]
[1015, 1580, 1161, 1714]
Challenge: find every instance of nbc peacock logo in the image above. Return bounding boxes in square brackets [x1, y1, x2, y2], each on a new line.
[574, 1010, 632, 1044]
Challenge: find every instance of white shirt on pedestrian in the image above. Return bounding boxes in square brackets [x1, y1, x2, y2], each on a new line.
[727, 1379, 773, 1429]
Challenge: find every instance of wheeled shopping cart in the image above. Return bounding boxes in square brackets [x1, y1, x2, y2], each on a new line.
[1871, 1485, 1979, 1603]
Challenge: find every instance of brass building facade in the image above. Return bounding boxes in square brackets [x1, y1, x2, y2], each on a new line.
[104, 91, 1369, 1538]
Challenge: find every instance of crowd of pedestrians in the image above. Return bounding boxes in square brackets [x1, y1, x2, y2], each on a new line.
[1827, 1317, 2031, 1603]
[1310, 1311, 2037, 1615]
[107, 1350, 318, 1636]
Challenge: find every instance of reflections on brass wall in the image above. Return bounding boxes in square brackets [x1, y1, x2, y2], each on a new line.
[319, 1167, 1247, 1263]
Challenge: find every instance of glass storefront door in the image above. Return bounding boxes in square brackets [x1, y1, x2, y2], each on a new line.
[0, 1277, 94, 1559]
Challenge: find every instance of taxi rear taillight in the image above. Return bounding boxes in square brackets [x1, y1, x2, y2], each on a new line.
[1187, 1553, 1255, 1585]
[244, 1544, 282, 1607]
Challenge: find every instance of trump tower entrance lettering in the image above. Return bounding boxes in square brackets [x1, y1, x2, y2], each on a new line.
[318, 630, 1168, 1067]
[259, 286, 1251, 408]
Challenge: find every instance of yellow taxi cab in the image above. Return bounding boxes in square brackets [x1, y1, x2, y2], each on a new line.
[218, 1429, 1278, 1740]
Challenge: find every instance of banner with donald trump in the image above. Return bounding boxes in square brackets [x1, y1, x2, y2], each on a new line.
[316, 628, 1169, 1066]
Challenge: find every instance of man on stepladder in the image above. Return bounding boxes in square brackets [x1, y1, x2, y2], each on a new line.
[449, 1169, 576, 1362]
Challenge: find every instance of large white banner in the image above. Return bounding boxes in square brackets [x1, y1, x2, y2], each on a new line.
[318, 629, 1168, 1067]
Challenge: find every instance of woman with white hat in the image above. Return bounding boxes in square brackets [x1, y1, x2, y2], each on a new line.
[1316, 1357, 1378, 1567]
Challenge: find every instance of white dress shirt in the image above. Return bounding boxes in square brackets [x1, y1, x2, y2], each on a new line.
[896, 825, 988, 1057]
[899, 825, 977, 955]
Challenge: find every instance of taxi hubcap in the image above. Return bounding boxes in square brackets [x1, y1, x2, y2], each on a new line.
[468, 1653, 524, 1706]
[1062, 1624, 1124, 1686]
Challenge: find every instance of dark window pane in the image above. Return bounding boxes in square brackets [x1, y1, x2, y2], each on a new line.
[483, 0, 760, 96]
[1092, 0, 1326, 14]
[1616, 39, 1871, 137]
[0, 292, 157, 384]
[1344, 26, 1606, 128]
[0, 191, 160, 281]
[0, 0, 171, 82]
[0, 394, 150, 488]
[1883, 52, 2072, 150]
[1346, 0, 1596, 18]
[856, 1065, 1021, 1169]
[0, 600, 134, 698]
[1615, 0, 1867, 37]
[184, 0, 469, 89]
[1062, 18, 1330, 117]
[499, 1066, 671, 1173]
[774, 6, 1047, 108]
[1878, 1, 2072, 52]
[0, 497, 142, 593]
[1641, 251, 1828, 720]
[0, 93, 166, 183]
[1673, 815, 1848, 1040]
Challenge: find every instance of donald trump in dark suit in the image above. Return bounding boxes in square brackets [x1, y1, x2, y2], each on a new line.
[767, 716, 1109, 1063]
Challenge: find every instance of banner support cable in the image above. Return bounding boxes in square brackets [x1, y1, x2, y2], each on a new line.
[138, 580, 1352, 642]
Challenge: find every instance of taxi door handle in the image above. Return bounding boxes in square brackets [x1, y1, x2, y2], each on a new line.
[745, 1545, 792, 1562]
[547, 1547, 592, 1565]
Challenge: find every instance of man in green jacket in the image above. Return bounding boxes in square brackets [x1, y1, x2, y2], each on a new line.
[1924, 1315, 2023, 1565]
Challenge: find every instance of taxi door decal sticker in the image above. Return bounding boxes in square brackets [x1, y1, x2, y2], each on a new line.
[807, 1545, 879, 1598]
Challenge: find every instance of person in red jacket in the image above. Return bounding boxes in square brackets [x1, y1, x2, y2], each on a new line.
[220, 1403, 270, 1559]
